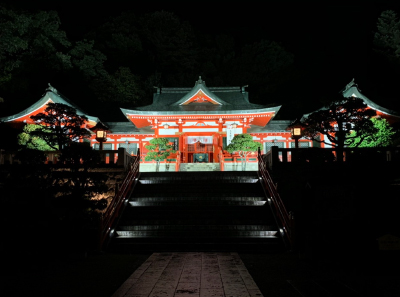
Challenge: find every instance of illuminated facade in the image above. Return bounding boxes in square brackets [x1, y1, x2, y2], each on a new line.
[2, 78, 399, 166]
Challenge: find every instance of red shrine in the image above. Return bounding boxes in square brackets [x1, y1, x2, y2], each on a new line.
[1, 78, 400, 170]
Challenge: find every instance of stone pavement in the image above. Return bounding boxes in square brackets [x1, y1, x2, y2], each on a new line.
[112, 252, 263, 297]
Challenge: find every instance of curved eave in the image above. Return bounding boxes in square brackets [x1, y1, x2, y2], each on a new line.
[121, 106, 281, 117]
[122, 106, 281, 128]
[0, 91, 100, 128]
[343, 87, 400, 118]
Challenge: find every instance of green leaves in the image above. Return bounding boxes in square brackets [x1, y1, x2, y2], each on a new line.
[144, 137, 175, 162]
[374, 10, 400, 59]
[347, 117, 395, 147]
[30, 103, 91, 150]
[0, 7, 71, 73]
[301, 97, 377, 148]
[226, 133, 261, 154]
[18, 124, 55, 151]
[69, 39, 107, 78]
[226, 133, 260, 171]
[91, 66, 144, 105]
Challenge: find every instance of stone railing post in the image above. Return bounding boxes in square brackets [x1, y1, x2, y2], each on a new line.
[117, 147, 125, 167]
[270, 146, 279, 169]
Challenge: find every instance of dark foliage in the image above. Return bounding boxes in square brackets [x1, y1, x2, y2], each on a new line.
[30, 102, 91, 150]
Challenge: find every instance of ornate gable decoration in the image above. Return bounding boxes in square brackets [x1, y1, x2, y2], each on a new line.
[180, 89, 221, 105]
[173, 76, 228, 107]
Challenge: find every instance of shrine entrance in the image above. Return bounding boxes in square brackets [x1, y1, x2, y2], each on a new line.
[185, 136, 214, 163]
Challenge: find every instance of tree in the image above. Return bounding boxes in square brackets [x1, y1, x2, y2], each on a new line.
[301, 97, 377, 161]
[91, 66, 145, 106]
[373, 10, 400, 61]
[347, 117, 395, 147]
[0, 7, 71, 76]
[144, 137, 175, 172]
[18, 124, 55, 151]
[0, 6, 110, 108]
[30, 102, 91, 150]
[301, 97, 377, 148]
[226, 133, 261, 171]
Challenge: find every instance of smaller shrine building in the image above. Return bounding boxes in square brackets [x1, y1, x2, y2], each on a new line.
[1, 78, 400, 169]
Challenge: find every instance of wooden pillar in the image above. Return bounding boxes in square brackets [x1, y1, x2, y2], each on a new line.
[213, 133, 219, 163]
[179, 133, 184, 162]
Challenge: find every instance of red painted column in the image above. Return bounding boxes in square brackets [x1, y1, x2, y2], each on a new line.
[179, 133, 184, 162]
[213, 133, 219, 163]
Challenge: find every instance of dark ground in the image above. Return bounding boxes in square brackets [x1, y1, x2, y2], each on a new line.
[2, 247, 399, 297]
[2, 162, 400, 296]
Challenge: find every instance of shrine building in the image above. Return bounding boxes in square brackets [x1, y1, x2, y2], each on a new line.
[1, 77, 400, 170]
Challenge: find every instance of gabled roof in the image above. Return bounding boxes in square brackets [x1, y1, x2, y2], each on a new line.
[172, 77, 229, 106]
[0, 84, 101, 125]
[302, 79, 400, 120]
[121, 77, 281, 116]
[248, 120, 292, 133]
[341, 79, 400, 116]
[104, 121, 153, 135]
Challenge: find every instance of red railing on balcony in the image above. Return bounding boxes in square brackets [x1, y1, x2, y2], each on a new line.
[98, 149, 141, 250]
[258, 148, 294, 249]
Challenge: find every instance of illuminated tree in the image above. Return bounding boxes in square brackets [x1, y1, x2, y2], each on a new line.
[226, 133, 261, 171]
[30, 103, 91, 150]
[347, 117, 395, 147]
[18, 124, 55, 151]
[144, 137, 175, 171]
[373, 10, 400, 61]
[301, 97, 376, 148]
[301, 97, 377, 161]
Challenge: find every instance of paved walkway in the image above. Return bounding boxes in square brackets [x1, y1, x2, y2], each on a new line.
[112, 252, 263, 297]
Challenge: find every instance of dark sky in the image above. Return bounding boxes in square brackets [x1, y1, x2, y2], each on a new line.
[5, 1, 398, 83]
[2, 0, 400, 117]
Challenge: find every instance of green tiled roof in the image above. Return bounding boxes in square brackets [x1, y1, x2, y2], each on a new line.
[341, 80, 400, 117]
[0, 84, 100, 124]
[248, 120, 291, 133]
[121, 77, 281, 116]
[302, 79, 400, 119]
[104, 121, 154, 135]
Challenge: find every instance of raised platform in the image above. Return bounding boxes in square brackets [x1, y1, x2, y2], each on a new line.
[139, 162, 259, 172]
[179, 162, 220, 171]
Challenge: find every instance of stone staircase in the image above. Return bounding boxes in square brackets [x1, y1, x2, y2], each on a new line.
[107, 171, 285, 252]
[179, 162, 220, 171]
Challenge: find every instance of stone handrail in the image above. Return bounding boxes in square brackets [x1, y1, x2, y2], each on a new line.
[265, 146, 400, 170]
[0, 148, 135, 170]
[99, 151, 140, 250]
[258, 148, 294, 249]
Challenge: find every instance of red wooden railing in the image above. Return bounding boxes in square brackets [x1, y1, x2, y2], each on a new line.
[175, 151, 181, 172]
[258, 148, 294, 248]
[98, 149, 141, 250]
[218, 149, 225, 171]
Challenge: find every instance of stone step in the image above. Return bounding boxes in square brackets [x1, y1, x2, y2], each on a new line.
[138, 177, 260, 184]
[107, 170, 284, 252]
[120, 207, 277, 225]
[108, 237, 283, 253]
[138, 171, 259, 182]
[118, 224, 277, 231]
[129, 200, 266, 206]
[118, 219, 272, 225]
[115, 230, 278, 237]
[132, 196, 266, 202]
[133, 184, 264, 197]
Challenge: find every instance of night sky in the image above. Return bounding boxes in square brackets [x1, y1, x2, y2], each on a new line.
[2, 0, 400, 120]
